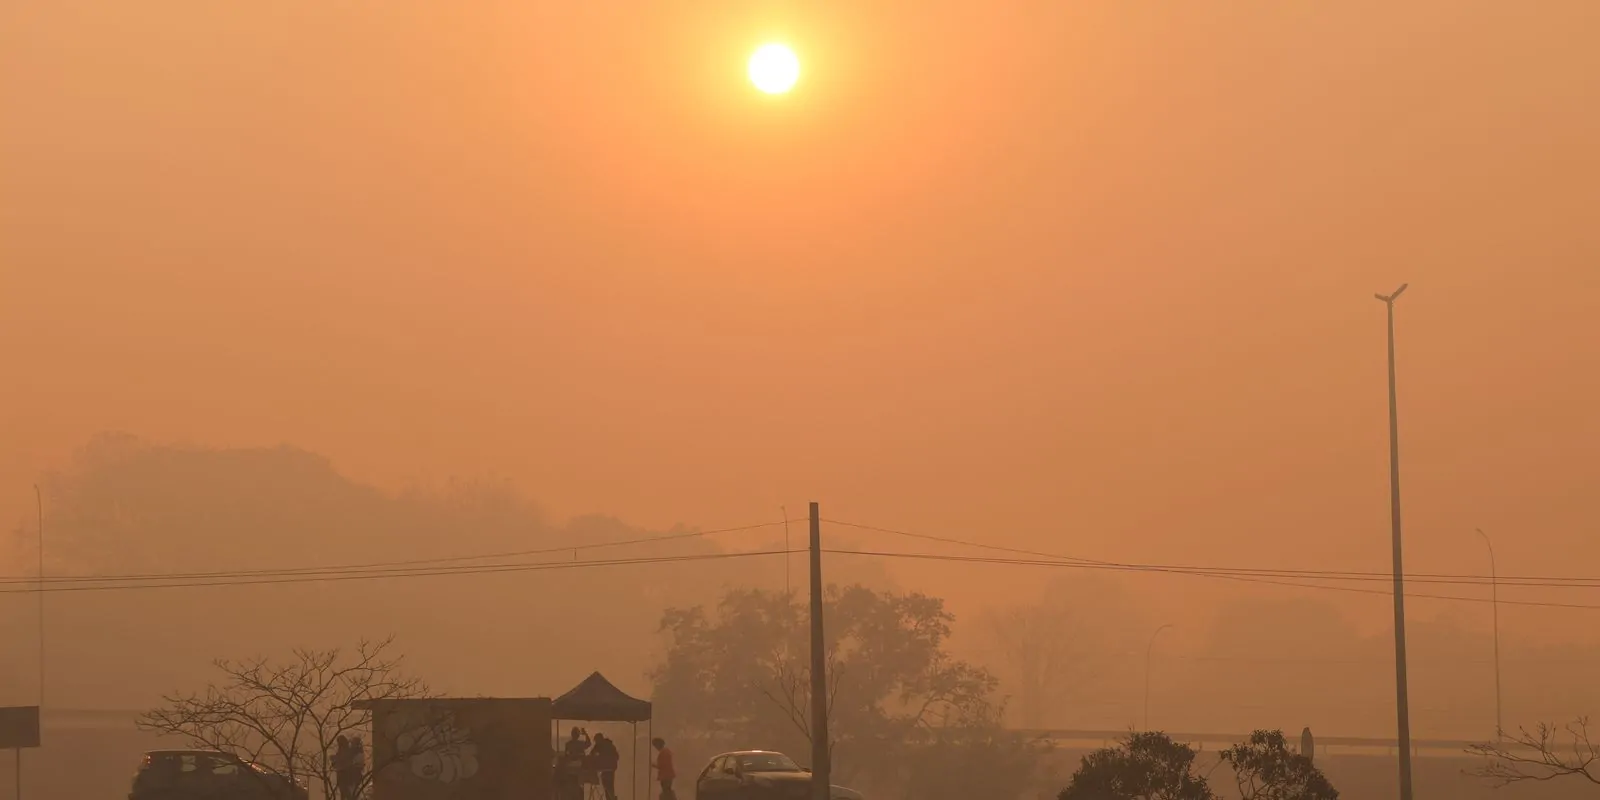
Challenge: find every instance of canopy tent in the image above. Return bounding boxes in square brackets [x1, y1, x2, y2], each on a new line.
[553, 672, 652, 722]
[551, 672, 654, 800]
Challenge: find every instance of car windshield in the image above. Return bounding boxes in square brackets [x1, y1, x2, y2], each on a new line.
[738, 753, 801, 773]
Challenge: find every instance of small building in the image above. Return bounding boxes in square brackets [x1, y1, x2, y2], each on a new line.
[361, 697, 553, 800]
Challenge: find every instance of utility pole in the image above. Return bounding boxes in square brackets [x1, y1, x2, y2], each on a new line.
[1144, 623, 1172, 730]
[808, 502, 831, 800]
[1376, 284, 1414, 800]
[1476, 528, 1503, 741]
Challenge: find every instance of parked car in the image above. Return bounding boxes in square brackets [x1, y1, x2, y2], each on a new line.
[694, 751, 863, 800]
[130, 750, 309, 800]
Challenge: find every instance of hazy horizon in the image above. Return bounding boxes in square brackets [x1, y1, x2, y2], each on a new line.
[3, 0, 1599, 777]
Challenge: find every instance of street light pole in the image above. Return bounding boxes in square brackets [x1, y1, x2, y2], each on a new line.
[1144, 624, 1173, 730]
[35, 484, 45, 711]
[1375, 284, 1414, 800]
[1476, 528, 1503, 741]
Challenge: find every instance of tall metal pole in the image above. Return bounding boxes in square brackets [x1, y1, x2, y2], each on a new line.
[807, 503, 830, 800]
[1143, 623, 1172, 730]
[1376, 284, 1414, 800]
[1476, 528, 1502, 741]
[35, 485, 45, 711]
[783, 506, 791, 598]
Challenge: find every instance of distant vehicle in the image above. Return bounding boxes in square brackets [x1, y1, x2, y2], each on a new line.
[694, 751, 864, 800]
[129, 750, 310, 800]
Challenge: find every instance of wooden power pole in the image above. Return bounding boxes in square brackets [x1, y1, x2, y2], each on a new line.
[808, 502, 831, 800]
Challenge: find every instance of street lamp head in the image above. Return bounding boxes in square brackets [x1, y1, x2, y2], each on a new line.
[1376, 284, 1409, 303]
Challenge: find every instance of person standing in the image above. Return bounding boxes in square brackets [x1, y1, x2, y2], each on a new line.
[559, 728, 590, 800]
[650, 738, 676, 800]
[592, 733, 620, 800]
[337, 736, 365, 800]
[332, 737, 353, 800]
[564, 727, 592, 761]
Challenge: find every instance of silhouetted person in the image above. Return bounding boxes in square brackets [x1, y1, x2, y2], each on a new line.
[551, 751, 574, 800]
[351, 738, 366, 795]
[651, 737, 676, 800]
[591, 733, 619, 800]
[556, 728, 589, 800]
[564, 727, 591, 761]
[335, 736, 364, 800]
[332, 737, 352, 800]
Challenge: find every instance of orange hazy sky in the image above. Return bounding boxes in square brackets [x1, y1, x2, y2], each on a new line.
[3, 1, 1598, 633]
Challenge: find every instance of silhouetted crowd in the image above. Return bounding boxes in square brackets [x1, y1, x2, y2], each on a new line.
[553, 727, 621, 800]
[332, 736, 366, 800]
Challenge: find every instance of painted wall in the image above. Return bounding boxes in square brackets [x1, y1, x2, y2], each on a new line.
[369, 698, 552, 800]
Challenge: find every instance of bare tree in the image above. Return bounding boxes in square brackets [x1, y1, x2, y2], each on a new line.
[1466, 718, 1600, 787]
[980, 591, 1103, 730]
[752, 646, 844, 747]
[138, 637, 467, 800]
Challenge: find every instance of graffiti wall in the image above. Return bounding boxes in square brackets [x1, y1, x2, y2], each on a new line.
[369, 697, 552, 800]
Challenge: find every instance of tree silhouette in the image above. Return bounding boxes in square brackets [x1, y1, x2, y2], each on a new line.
[1218, 730, 1338, 799]
[979, 576, 1131, 730]
[1059, 731, 1216, 800]
[138, 637, 464, 800]
[651, 585, 1012, 791]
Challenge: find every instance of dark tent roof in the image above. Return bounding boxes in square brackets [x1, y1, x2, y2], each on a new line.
[551, 672, 653, 722]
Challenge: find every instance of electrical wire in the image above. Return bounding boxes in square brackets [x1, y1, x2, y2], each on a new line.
[819, 517, 1600, 609]
[7, 514, 1599, 611]
[0, 521, 789, 586]
[0, 549, 798, 594]
[819, 548, 1600, 610]
[822, 519, 1600, 587]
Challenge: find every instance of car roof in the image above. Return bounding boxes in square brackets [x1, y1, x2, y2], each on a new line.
[714, 751, 788, 758]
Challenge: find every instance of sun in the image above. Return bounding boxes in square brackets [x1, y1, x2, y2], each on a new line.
[748, 43, 800, 95]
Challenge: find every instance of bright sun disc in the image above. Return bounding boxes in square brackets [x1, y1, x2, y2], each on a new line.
[748, 43, 800, 94]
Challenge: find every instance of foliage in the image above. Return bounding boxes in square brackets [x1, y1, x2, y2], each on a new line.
[979, 576, 1139, 730]
[1218, 730, 1338, 799]
[650, 585, 1021, 792]
[899, 701, 1053, 800]
[1059, 732, 1216, 800]
[138, 638, 463, 800]
[1466, 717, 1600, 787]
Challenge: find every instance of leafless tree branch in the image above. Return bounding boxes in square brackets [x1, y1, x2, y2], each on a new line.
[137, 637, 464, 800]
[1466, 718, 1600, 787]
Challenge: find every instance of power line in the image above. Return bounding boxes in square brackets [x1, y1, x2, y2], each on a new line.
[819, 524, 1600, 611]
[0, 521, 789, 586]
[0, 549, 796, 594]
[830, 547, 1600, 609]
[823, 519, 1600, 587]
[8, 514, 1600, 610]
[824, 547, 1600, 597]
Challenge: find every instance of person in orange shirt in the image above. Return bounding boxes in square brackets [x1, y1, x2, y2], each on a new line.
[650, 737, 676, 800]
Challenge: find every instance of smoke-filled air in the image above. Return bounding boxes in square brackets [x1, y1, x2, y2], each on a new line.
[2, 3, 1598, 800]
